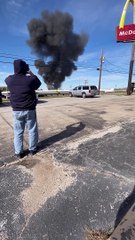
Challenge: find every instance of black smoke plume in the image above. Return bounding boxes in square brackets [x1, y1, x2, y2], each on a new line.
[27, 10, 88, 89]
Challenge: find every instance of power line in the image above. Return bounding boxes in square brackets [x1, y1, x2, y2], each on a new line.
[0, 51, 36, 61]
[0, 60, 35, 67]
[0, 55, 35, 62]
[0, 52, 134, 76]
[0, 59, 131, 75]
[105, 58, 129, 70]
[103, 68, 128, 75]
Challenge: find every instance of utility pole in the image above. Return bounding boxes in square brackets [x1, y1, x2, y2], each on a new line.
[84, 80, 88, 85]
[98, 49, 104, 95]
[127, 43, 135, 95]
[127, 2, 135, 95]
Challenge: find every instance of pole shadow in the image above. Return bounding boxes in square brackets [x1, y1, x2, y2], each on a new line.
[114, 185, 135, 228]
[38, 122, 85, 150]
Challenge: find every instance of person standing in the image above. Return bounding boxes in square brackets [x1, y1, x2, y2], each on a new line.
[5, 59, 41, 158]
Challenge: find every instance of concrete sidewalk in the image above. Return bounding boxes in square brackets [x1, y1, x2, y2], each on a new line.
[0, 96, 135, 240]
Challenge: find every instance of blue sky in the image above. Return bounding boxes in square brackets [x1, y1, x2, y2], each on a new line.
[0, 0, 134, 90]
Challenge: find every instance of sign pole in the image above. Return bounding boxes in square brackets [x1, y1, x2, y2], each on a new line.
[127, 1, 135, 95]
[127, 43, 135, 95]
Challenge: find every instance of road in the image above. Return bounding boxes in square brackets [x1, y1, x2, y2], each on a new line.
[0, 95, 135, 240]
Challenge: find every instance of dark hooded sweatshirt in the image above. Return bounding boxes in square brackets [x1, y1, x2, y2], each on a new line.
[5, 59, 41, 111]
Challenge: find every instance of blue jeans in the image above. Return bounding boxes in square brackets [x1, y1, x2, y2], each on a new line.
[13, 110, 38, 154]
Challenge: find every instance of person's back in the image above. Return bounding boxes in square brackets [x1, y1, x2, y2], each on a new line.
[5, 59, 41, 158]
[5, 59, 41, 111]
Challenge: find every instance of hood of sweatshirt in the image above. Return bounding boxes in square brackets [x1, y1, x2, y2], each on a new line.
[14, 59, 29, 74]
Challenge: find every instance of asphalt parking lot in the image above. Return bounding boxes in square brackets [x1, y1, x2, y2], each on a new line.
[0, 94, 135, 240]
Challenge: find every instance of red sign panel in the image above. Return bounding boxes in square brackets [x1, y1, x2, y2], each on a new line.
[116, 24, 135, 42]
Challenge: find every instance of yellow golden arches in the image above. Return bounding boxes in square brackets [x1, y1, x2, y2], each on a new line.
[119, 0, 135, 28]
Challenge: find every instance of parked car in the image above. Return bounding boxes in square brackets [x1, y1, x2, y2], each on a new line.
[0, 90, 6, 104]
[69, 85, 98, 98]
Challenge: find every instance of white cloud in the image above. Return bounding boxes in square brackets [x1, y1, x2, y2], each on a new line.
[7, 0, 24, 16]
[62, 1, 123, 33]
[0, 71, 12, 86]
[3, 0, 37, 35]
[8, 0, 23, 7]
[78, 52, 99, 64]
[0, 71, 12, 77]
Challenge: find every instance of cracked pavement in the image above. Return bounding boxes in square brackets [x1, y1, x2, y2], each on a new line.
[0, 95, 135, 240]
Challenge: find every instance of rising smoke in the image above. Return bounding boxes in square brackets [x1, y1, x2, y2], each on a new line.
[27, 10, 88, 89]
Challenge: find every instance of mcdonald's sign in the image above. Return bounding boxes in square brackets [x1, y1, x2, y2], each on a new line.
[116, 0, 135, 42]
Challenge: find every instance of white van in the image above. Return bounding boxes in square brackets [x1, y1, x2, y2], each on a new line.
[69, 85, 98, 98]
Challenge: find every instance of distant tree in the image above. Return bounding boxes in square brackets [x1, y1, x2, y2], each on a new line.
[0, 86, 7, 91]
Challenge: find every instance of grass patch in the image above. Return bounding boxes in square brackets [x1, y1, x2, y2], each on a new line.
[85, 229, 111, 240]
[2, 98, 10, 102]
[101, 91, 135, 96]
[40, 94, 69, 98]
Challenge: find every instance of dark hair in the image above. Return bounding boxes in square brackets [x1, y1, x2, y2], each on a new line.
[26, 64, 29, 72]
[14, 59, 29, 74]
